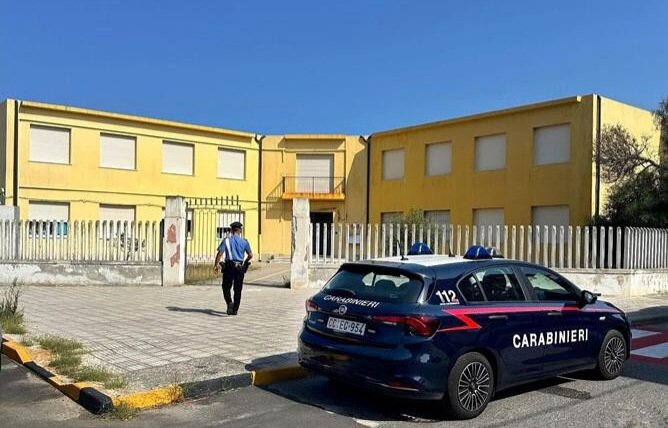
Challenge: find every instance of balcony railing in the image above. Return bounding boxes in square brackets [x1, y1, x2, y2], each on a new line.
[281, 176, 345, 199]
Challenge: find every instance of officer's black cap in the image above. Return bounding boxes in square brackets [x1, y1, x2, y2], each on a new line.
[230, 221, 243, 229]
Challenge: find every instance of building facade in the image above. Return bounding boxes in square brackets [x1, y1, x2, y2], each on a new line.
[0, 95, 661, 260]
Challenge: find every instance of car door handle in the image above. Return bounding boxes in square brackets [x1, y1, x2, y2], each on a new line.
[547, 311, 562, 316]
[488, 315, 508, 320]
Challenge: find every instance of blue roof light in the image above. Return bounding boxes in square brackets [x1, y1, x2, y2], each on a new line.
[463, 245, 503, 260]
[408, 242, 433, 255]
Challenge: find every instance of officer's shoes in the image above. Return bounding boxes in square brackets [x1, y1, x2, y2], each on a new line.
[226, 304, 233, 315]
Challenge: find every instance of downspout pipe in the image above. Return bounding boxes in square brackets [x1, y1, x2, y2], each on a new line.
[254, 134, 265, 259]
[359, 135, 372, 224]
[595, 95, 601, 223]
[13, 100, 20, 207]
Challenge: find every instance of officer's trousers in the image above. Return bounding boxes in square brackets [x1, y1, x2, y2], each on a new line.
[222, 263, 245, 313]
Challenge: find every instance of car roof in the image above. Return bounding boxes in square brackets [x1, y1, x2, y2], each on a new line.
[343, 255, 527, 278]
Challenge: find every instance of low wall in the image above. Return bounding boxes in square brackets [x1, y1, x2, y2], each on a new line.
[0, 262, 161, 286]
[306, 264, 668, 297]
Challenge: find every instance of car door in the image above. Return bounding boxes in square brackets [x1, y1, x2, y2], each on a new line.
[517, 266, 595, 374]
[459, 265, 546, 384]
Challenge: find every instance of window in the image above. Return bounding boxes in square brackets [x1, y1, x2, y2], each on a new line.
[532, 205, 569, 227]
[296, 154, 334, 192]
[382, 149, 404, 180]
[216, 211, 244, 239]
[380, 212, 402, 225]
[425, 142, 451, 176]
[474, 208, 504, 229]
[534, 124, 570, 165]
[99, 205, 135, 223]
[186, 209, 194, 239]
[100, 133, 136, 170]
[162, 141, 194, 175]
[324, 267, 424, 303]
[29, 125, 70, 164]
[425, 210, 451, 225]
[217, 148, 245, 180]
[520, 266, 579, 301]
[28, 201, 70, 236]
[458, 275, 486, 302]
[475, 134, 506, 171]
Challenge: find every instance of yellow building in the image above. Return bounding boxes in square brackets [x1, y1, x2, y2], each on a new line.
[0, 99, 260, 255]
[0, 94, 661, 260]
[369, 95, 660, 230]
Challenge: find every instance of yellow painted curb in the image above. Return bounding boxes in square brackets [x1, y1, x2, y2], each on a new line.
[251, 365, 310, 386]
[1, 341, 33, 364]
[112, 385, 184, 410]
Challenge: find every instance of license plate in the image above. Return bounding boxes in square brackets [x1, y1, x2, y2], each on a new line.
[327, 317, 366, 336]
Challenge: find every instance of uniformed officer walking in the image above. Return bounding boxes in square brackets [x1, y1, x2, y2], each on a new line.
[214, 221, 253, 315]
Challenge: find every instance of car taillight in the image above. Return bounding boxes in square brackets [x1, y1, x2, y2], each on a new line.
[305, 299, 319, 313]
[373, 315, 439, 337]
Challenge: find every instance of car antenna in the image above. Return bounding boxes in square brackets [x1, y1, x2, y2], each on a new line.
[394, 237, 408, 261]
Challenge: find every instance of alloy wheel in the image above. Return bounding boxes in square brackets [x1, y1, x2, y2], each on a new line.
[457, 361, 491, 412]
[604, 336, 625, 375]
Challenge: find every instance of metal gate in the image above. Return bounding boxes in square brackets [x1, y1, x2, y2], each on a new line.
[184, 196, 244, 265]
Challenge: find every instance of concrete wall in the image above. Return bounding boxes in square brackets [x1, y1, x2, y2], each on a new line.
[0, 262, 161, 286]
[306, 264, 668, 297]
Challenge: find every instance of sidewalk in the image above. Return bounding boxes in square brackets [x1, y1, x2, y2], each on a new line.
[4, 281, 667, 396]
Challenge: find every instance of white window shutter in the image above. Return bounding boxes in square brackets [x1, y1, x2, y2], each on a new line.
[296, 155, 334, 192]
[473, 208, 504, 228]
[382, 149, 404, 180]
[532, 205, 569, 227]
[217, 149, 246, 179]
[162, 141, 194, 175]
[534, 124, 571, 165]
[99, 205, 136, 223]
[475, 134, 506, 171]
[380, 212, 402, 224]
[425, 142, 452, 176]
[29, 125, 70, 164]
[100, 134, 136, 170]
[425, 210, 451, 225]
[28, 202, 69, 221]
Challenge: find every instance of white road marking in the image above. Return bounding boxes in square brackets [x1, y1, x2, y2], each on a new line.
[631, 329, 660, 339]
[353, 419, 380, 427]
[631, 342, 668, 359]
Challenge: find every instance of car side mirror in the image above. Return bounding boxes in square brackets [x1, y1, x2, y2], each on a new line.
[581, 290, 597, 305]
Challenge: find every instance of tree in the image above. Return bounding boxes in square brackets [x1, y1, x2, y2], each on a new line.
[596, 124, 664, 183]
[602, 169, 668, 228]
[654, 96, 668, 164]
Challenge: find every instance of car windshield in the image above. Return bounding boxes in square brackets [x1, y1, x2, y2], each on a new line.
[323, 267, 424, 303]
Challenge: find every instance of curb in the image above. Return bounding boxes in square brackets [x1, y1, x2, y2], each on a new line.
[1, 338, 310, 413]
[630, 313, 668, 327]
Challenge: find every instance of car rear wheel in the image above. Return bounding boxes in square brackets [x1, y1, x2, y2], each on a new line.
[445, 352, 494, 420]
[596, 330, 627, 380]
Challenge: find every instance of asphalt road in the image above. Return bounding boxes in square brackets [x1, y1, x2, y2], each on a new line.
[1, 322, 667, 427]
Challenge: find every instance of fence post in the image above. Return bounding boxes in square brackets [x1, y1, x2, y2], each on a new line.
[0, 206, 19, 259]
[290, 198, 311, 289]
[162, 196, 187, 286]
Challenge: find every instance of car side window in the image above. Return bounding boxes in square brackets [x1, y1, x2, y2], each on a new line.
[520, 267, 578, 302]
[458, 274, 486, 302]
[475, 266, 525, 302]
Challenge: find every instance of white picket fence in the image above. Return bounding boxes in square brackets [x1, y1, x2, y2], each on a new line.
[309, 223, 668, 270]
[0, 220, 161, 262]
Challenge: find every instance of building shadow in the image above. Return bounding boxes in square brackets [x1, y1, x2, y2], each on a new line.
[165, 306, 228, 317]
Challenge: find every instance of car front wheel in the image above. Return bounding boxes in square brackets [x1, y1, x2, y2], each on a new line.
[445, 352, 494, 419]
[596, 329, 627, 380]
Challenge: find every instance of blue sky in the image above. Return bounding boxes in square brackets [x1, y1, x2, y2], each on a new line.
[1, 1, 667, 134]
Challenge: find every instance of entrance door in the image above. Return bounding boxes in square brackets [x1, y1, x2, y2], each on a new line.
[310, 212, 333, 256]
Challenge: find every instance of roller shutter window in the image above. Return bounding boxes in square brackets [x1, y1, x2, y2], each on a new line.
[28, 201, 70, 236]
[475, 134, 506, 171]
[100, 134, 136, 170]
[217, 148, 246, 180]
[380, 212, 402, 225]
[382, 149, 405, 180]
[425, 142, 452, 176]
[29, 125, 70, 164]
[100, 205, 136, 223]
[534, 124, 571, 165]
[425, 210, 451, 225]
[217, 211, 245, 239]
[162, 141, 194, 175]
[473, 208, 505, 234]
[532, 205, 570, 243]
[296, 154, 334, 193]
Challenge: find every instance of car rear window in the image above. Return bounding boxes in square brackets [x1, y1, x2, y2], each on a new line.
[323, 268, 424, 303]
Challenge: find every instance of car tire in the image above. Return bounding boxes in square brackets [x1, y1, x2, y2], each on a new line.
[595, 329, 627, 380]
[445, 352, 494, 420]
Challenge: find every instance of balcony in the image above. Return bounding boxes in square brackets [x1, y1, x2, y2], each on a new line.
[281, 176, 345, 201]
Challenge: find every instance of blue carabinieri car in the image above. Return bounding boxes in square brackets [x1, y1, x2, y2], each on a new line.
[298, 246, 631, 419]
